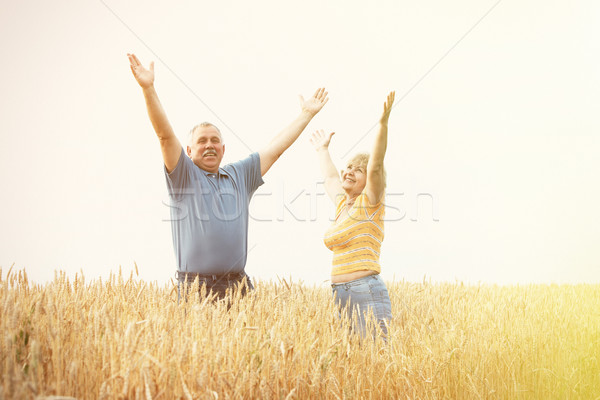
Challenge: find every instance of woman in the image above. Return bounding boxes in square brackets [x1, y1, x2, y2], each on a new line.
[310, 91, 395, 338]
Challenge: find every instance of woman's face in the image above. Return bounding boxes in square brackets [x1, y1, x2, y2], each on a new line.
[341, 162, 367, 195]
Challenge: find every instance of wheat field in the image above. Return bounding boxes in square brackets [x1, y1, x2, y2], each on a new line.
[1, 267, 599, 399]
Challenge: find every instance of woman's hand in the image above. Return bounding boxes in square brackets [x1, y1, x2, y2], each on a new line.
[380, 91, 395, 124]
[310, 129, 335, 151]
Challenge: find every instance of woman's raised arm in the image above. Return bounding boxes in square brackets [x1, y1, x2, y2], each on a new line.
[365, 91, 395, 205]
[310, 129, 343, 204]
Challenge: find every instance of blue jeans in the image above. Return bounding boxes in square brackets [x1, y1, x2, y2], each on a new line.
[331, 274, 392, 338]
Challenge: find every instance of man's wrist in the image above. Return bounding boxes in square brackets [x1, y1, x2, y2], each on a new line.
[142, 84, 156, 93]
[300, 109, 317, 119]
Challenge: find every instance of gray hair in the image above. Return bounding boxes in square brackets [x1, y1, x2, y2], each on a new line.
[188, 122, 223, 144]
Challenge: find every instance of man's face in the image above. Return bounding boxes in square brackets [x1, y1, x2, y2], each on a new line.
[186, 126, 225, 173]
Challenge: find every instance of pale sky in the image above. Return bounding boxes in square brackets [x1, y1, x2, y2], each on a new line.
[1, 0, 599, 285]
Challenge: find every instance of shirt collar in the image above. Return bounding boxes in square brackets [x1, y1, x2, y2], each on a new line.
[198, 166, 229, 178]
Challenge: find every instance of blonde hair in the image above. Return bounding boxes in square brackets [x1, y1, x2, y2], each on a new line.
[347, 152, 387, 188]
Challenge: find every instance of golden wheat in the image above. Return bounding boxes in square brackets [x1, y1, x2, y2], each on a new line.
[1, 267, 599, 399]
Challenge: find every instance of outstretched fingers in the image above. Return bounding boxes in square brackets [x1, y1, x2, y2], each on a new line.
[127, 53, 155, 88]
[312, 87, 329, 103]
[301, 88, 330, 115]
[309, 129, 323, 143]
[309, 129, 335, 150]
[383, 91, 395, 113]
[309, 131, 318, 146]
[385, 91, 395, 108]
[127, 53, 144, 74]
[131, 53, 142, 66]
[128, 53, 140, 78]
[319, 88, 329, 103]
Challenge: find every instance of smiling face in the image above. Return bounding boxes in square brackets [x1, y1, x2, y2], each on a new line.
[186, 124, 225, 173]
[341, 154, 369, 197]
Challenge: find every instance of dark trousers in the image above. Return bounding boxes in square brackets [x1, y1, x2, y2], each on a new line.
[176, 272, 254, 303]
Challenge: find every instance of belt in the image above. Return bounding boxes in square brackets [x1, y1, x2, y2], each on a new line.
[176, 271, 246, 282]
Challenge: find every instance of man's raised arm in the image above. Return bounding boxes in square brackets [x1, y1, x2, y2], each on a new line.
[259, 88, 329, 176]
[128, 53, 182, 173]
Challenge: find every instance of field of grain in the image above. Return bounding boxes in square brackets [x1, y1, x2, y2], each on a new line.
[1, 267, 599, 399]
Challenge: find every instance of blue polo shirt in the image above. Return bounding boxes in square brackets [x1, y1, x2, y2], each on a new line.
[165, 148, 264, 274]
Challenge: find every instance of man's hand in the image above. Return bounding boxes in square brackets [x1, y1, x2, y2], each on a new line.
[299, 88, 329, 116]
[380, 91, 395, 124]
[259, 88, 329, 176]
[310, 129, 335, 151]
[128, 53, 154, 89]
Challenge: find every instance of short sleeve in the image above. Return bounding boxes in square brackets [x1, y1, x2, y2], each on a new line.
[334, 195, 345, 221]
[164, 147, 192, 200]
[356, 192, 385, 220]
[358, 191, 385, 208]
[225, 152, 264, 195]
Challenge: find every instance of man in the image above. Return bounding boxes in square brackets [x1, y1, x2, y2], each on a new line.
[127, 53, 328, 300]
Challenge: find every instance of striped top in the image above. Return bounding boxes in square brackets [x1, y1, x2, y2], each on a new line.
[324, 192, 385, 276]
